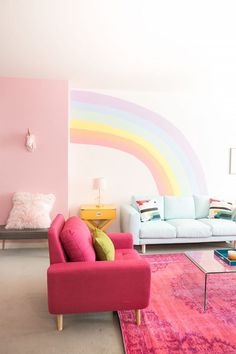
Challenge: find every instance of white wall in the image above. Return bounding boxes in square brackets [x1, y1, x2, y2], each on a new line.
[69, 87, 236, 232]
[1, 1, 236, 231]
[130, 90, 236, 200]
[69, 144, 157, 231]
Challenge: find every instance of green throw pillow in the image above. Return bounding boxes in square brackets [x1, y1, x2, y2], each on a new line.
[93, 228, 115, 261]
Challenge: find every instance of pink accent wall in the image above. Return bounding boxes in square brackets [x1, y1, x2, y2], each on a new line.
[0, 77, 68, 224]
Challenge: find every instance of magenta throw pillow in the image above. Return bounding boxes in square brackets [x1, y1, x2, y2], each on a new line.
[60, 216, 96, 262]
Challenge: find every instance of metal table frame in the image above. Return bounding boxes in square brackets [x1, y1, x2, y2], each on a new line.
[185, 250, 236, 312]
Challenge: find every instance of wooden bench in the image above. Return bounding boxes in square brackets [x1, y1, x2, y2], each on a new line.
[0, 225, 48, 250]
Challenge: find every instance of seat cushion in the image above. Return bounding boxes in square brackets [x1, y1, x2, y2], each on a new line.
[199, 218, 236, 236]
[167, 219, 212, 238]
[164, 196, 195, 220]
[60, 216, 96, 262]
[115, 248, 140, 261]
[140, 220, 176, 239]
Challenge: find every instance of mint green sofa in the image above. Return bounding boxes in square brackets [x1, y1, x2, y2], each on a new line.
[120, 195, 236, 253]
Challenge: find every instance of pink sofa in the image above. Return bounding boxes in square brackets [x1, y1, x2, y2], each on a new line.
[47, 214, 151, 330]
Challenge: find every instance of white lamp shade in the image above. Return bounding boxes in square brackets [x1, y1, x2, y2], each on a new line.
[93, 177, 107, 190]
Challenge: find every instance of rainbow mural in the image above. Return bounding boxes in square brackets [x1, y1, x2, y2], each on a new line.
[70, 90, 207, 195]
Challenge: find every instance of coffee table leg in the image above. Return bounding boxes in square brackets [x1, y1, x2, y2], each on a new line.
[203, 273, 208, 312]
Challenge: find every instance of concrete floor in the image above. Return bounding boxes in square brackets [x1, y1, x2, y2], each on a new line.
[0, 240, 230, 354]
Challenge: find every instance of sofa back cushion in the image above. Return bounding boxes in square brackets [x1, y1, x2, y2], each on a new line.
[193, 195, 210, 219]
[60, 216, 96, 262]
[164, 196, 195, 220]
[132, 195, 164, 219]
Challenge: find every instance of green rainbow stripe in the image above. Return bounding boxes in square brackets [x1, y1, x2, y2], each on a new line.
[70, 90, 207, 195]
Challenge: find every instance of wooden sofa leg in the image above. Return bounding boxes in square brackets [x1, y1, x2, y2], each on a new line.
[2, 240, 5, 250]
[141, 244, 146, 254]
[57, 314, 63, 331]
[135, 309, 141, 325]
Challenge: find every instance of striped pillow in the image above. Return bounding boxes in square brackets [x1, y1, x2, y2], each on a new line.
[208, 199, 233, 220]
[136, 199, 161, 222]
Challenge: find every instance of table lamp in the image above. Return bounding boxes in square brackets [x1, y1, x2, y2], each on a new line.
[93, 177, 107, 207]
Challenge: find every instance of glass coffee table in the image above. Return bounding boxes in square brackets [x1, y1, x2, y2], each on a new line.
[185, 250, 236, 311]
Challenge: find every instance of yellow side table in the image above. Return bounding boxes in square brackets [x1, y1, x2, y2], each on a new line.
[80, 204, 116, 231]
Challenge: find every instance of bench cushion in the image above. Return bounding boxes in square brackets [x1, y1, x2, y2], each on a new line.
[0, 225, 48, 240]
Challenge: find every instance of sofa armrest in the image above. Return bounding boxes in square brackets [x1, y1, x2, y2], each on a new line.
[120, 205, 141, 245]
[107, 232, 133, 249]
[47, 259, 150, 314]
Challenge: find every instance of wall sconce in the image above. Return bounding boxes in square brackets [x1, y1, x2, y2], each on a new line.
[93, 177, 107, 207]
[25, 129, 36, 152]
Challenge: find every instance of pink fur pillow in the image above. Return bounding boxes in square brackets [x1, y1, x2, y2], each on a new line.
[5, 192, 55, 229]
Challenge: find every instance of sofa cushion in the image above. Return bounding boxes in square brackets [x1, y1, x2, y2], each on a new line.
[164, 196, 195, 220]
[166, 219, 212, 238]
[140, 220, 176, 239]
[132, 195, 164, 219]
[208, 199, 233, 220]
[60, 216, 96, 262]
[193, 195, 210, 219]
[136, 199, 160, 222]
[199, 218, 236, 236]
[115, 249, 140, 260]
[93, 228, 115, 261]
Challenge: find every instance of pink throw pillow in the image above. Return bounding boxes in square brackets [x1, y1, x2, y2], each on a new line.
[5, 192, 55, 229]
[60, 216, 96, 262]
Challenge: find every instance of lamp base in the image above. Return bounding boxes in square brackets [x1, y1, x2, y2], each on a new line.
[96, 204, 103, 208]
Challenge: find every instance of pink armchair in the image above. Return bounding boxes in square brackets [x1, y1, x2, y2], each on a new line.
[47, 214, 151, 330]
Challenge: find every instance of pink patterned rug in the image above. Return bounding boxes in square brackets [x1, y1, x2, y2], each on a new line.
[118, 253, 236, 354]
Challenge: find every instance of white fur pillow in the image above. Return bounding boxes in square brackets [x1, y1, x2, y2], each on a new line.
[5, 192, 55, 229]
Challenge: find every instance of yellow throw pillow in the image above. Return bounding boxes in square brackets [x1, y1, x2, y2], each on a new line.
[93, 228, 115, 261]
